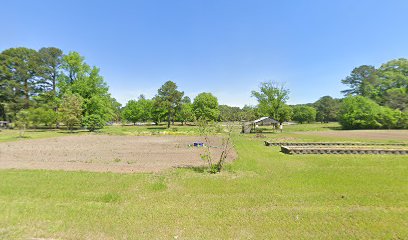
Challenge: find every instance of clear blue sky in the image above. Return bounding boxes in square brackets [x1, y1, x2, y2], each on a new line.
[2, 0, 408, 107]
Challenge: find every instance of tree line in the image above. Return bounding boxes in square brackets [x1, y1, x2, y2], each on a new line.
[339, 58, 408, 129]
[1, 46, 407, 130]
[0, 47, 120, 131]
[121, 81, 221, 128]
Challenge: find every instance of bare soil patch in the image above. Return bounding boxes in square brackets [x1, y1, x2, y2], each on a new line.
[295, 130, 408, 141]
[0, 135, 236, 173]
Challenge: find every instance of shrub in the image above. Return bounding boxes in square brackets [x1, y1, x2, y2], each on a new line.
[339, 96, 408, 129]
[82, 114, 105, 132]
[292, 106, 317, 124]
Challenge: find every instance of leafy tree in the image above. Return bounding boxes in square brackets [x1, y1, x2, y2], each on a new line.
[82, 114, 105, 131]
[314, 96, 341, 123]
[122, 96, 153, 124]
[341, 59, 408, 111]
[0, 47, 40, 110]
[240, 105, 258, 121]
[341, 65, 378, 97]
[193, 92, 220, 121]
[122, 100, 140, 124]
[37, 47, 63, 94]
[181, 96, 191, 104]
[292, 105, 316, 124]
[15, 110, 30, 137]
[59, 52, 115, 124]
[151, 98, 167, 125]
[177, 103, 195, 125]
[155, 81, 184, 128]
[378, 58, 408, 91]
[276, 104, 293, 123]
[396, 110, 408, 129]
[337, 96, 406, 129]
[27, 107, 57, 128]
[383, 88, 408, 111]
[339, 96, 380, 129]
[110, 97, 122, 122]
[0, 104, 6, 121]
[60, 51, 90, 85]
[219, 105, 242, 122]
[59, 93, 83, 131]
[138, 97, 154, 122]
[251, 81, 289, 120]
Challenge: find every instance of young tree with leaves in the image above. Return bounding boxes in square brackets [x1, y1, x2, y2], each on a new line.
[251, 81, 290, 120]
[59, 93, 83, 131]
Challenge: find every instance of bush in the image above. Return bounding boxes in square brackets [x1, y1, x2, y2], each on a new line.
[339, 96, 408, 129]
[28, 108, 58, 128]
[82, 114, 105, 132]
[292, 106, 316, 124]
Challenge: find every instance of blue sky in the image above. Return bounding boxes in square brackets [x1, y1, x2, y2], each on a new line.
[2, 0, 408, 107]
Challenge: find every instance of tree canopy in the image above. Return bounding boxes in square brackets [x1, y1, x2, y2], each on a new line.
[193, 92, 220, 121]
[251, 81, 289, 120]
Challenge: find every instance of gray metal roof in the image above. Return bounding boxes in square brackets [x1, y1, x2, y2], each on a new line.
[253, 117, 279, 124]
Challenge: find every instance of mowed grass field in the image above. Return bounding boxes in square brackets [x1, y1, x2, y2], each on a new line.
[0, 123, 407, 239]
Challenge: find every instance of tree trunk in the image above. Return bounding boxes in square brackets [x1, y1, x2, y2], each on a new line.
[24, 79, 29, 109]
[167, 112, 171, 128]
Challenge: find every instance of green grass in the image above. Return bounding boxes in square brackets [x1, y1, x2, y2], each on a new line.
[99, 124, 202, 136]
[0, 129, 81, 143]
[0, 124, 408, 239]
[0, 124, 200, 143]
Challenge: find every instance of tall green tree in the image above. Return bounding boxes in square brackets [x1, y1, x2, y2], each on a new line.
[219, 105, 242, 122]
[241, 105, 258, 121]
[341, 65, 378, 97]
[377, 59, 408, 110]
[0, 48, 40, 110]
[251, 81, 289, 120]
[313, 96, 341, 123]
[122, 100, 140, 124]
[155, 81, 184, 128]
[37, 47, 63, 94]
[193, 92, 220, 121]
[177, 103, 195, 125]
[276, 104, 293, 123]
[122, 96, 153, 124]
[292, 105, 316, 124]
[60, 52, 115, 125]
[341, 59, 408, 111]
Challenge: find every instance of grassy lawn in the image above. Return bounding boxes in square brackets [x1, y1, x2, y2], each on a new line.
[0, 124, 201, 143]
[1, 123, 407, 239]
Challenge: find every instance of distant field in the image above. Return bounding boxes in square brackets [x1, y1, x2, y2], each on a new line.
[0, 123, 407, 239]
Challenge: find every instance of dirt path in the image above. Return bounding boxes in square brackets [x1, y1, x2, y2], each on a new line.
[0, 135, 236, 173]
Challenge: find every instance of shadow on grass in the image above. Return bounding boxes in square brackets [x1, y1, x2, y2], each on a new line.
[323, 126, 343, 130]
[57, 130, 87, 134]
[16, 135, 31, 139]
[146, 127, 168, 130]
[176, 165, 208, 173]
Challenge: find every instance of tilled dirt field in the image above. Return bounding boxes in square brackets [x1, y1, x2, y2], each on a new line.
[0, 135, 236, 173]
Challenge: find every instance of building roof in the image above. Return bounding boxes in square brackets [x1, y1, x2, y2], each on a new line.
[253, 117, 279, 124]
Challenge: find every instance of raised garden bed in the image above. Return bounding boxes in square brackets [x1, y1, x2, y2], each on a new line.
[281, 146, 408, 155]
[265, 141, 408, 147]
